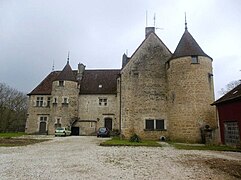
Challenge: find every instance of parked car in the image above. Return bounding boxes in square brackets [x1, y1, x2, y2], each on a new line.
[97, 127, 110, 137]
[55, 127, 71, 137]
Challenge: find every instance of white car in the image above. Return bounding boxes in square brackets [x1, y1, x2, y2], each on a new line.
[55, 127, 71, 136]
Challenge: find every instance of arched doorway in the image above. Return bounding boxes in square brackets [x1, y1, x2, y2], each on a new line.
[104, 118, 112, 130]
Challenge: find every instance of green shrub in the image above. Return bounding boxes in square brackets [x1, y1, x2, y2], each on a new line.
[129, 133, 141, 143]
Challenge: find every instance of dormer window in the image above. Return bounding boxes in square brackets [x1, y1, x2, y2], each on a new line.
[59, 81, 64, 87]
[191, 56, 199, 64]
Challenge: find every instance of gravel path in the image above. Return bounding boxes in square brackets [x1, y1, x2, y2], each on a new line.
[0, 136, 240, 180]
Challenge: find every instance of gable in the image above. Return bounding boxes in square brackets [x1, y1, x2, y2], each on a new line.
[121, 32, 172, 73]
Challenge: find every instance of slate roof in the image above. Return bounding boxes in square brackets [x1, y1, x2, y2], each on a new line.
[28, 71, 61, 95]
[171, 29, 212, 60]
[212, 83, 241, 105]
[55, 62, 76, 82]
[28, 68, 120, 95]
[80, 70, 120, 94]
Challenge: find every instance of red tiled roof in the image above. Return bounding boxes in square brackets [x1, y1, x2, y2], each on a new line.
[80, 70, 120, 94]
[212, 83, 241, 105]
[28, 71, 60, 95]
[171, 29, 212, 60]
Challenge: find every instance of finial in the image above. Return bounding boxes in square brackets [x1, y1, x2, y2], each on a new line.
[52, 60, 55, 72]
[185, 12, 188, 30]
[67, 51, 70, 63]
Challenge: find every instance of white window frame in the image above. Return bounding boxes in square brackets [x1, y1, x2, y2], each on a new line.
[144, 119, 166, 130]
[99, 98, 107, 106]
[62, 96, 69, 104]
[36, 96, 44, 107]
[53, 97, 58, 103]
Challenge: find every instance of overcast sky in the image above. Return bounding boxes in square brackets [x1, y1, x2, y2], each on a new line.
[1, 0, 241, 99]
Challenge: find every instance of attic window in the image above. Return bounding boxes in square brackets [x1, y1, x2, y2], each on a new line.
[59, 81, 64, 87]
[99, 85, 102, 88]
[191, 56, 199, 64]
[233, 90, 238, 95]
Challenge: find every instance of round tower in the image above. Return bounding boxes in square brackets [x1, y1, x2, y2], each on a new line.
[49, 61, 79, 134]
[167, 26, 216, 143]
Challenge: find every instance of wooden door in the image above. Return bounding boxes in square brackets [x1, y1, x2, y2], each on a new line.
[39, 122, 46, 134]
[104, 118, 112, 130]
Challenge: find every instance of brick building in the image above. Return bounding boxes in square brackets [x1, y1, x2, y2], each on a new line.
[26, 24, 217, 142]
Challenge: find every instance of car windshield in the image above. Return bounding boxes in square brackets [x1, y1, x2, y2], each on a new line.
[99, 128, 107, 132]
[56, 127, 64, 130]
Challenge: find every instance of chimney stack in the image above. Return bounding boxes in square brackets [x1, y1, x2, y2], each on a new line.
[145, 27, 155, 38]
[77, 63, 85, 82]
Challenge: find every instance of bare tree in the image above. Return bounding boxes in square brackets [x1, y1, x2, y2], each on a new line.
[218, 80, 241, 96]
[0, 83, 28, 132]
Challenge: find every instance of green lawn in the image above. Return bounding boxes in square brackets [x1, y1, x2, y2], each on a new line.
[0, 132, 26, 138]
[100, 137, 161, 147]
[170, 142, 241, 152]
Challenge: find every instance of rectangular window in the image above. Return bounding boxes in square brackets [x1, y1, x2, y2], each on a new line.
[145, 119, 165, 130]
[62, 97, 69, 104]
[156, 119, 165, 130]
[40, 116, 47, 122]
[47, 97, 51, 107]
[191, 56, 199, 64]
[146, 119, 154, 130]
[53, 97, 58, 104]
[59, 81, 64, 87]
[36, 97, 44, 107]
[166, 61, 170, 69]
[99, 98, 107, 106]
[55, 118, 61, 128]
[90, 122, 95, 128]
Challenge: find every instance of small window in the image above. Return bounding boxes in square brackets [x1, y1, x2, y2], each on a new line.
[99, 98, 107, 106]
[53, 97, 58, 104]
[146, 119, 154, 130]
[90, 122, 95, 128]
[166, 61, 170, 69]
[63, 97, 68, 104]
[36, 97, 44, 107]
[40, 116, 47, 122]
[156, 119, 165, 130]
[59, 81, 64, 87]
[55, 118, 61, 128]
[47, 97, 51, 107]
[191, 56, 198, 64]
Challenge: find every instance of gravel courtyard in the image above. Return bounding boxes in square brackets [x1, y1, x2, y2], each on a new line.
[0, 136, 241, 180]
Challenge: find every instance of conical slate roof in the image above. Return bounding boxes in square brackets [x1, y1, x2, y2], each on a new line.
[55, 61, 76, 81]
[171, 29, 211, 60]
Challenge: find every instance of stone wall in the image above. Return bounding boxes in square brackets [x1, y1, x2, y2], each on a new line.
[49, 80, 79, 134]
[25, 95, 51, 134]
[78, 94, 119, 135]
[120, 33, 172, 140]
[167, 56, 217, 142]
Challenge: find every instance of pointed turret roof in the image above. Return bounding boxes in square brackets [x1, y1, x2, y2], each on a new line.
[55, 61, 76, 82]
[171, 29, 212, 60]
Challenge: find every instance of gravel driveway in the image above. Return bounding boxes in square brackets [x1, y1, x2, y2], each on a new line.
[0, 136, 240, 180]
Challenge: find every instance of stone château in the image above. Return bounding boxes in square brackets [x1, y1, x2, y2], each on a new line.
[26, 24, 217, 142]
